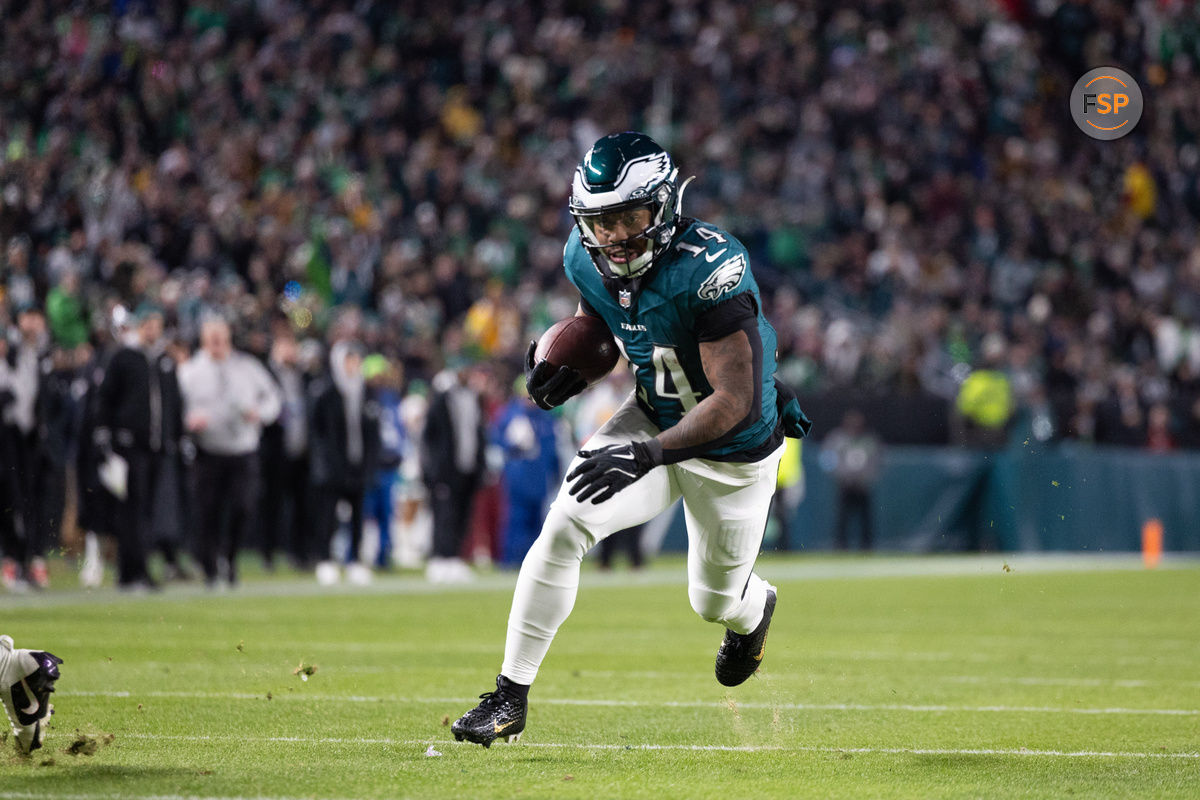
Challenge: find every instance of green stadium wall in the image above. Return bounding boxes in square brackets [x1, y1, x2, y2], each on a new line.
[657, 444, 1200, 553]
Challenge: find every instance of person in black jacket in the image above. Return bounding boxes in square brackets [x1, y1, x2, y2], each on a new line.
[258, 331, 311, 570]
[1, 308, 48, 590]
[308, 340, 380, 584]
[94, 305, 185, 590]
[75, 320, 126, 588]
[0, 335, 23, 590]
[32, 346, 80, 584]
[421, 362, 488, 583]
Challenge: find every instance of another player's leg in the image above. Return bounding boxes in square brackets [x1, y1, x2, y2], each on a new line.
[453, 397, 677, 747]
[677, 446, 784, 686]
[0, 635, 63, 754]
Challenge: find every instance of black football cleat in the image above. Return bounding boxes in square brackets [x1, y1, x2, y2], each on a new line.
[714, 589, 776, 687]
[451, 675, 527, 748]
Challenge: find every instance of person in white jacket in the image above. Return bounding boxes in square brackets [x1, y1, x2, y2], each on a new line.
[178, 316, 281, 587]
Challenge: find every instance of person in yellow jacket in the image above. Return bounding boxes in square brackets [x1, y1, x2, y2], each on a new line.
[768, 437, 805, 550]
[953, 334, 1014, 448]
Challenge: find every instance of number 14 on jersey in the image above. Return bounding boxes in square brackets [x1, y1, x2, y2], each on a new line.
[615, 338, 702, 413]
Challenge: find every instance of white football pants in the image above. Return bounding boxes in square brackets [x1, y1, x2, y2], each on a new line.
[501, 394, 784, 685]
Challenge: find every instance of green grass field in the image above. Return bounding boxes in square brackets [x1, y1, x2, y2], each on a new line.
[2, 553, 1198, 799]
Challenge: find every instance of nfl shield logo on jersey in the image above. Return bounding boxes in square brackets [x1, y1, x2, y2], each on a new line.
[619, 289, 631, 309]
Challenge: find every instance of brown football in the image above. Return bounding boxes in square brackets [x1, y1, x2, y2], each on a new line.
[534, 315, 620, 387]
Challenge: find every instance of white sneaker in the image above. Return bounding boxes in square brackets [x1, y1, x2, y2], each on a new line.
[1, 635, 63, 754]
[315, 561, 341, 586]
[424, 557, 448, 583]
[1, 559, 27, 593]
[427, 557, 474, 584]
[450, 558, 476, 583]
[345, 563, 373, 586]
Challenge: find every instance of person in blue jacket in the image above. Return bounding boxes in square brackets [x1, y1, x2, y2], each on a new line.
[492, 379, 561, 568]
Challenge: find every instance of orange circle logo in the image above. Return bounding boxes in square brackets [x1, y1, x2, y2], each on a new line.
[1071, 67, 1143, 140]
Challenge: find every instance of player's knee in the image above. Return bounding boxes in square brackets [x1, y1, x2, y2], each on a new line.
[536, 505, 594, 561]
[688, 586, 736, 624]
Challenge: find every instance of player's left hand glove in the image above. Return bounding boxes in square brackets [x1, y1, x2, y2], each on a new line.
[567, 440, 663, 504]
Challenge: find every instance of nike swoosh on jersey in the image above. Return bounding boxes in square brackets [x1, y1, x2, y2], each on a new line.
[704, 248, 728, 262]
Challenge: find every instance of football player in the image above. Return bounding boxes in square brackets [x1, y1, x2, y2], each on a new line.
[1, 635, 63, 754]
[452, 132, 810, 747]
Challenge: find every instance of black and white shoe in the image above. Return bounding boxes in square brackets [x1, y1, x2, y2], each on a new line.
[714, 589, 776, 687]
[1, 635, 63, 754]
[451, 675, 527, 748]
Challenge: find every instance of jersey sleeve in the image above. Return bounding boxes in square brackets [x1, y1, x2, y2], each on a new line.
[679, 228, 755, 318]
[694, 292, 758, 342]
[579, 294, 603, 318]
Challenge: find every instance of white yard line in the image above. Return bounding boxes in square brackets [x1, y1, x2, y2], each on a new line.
[111, 732, 1200, 759]
[61, 690, 1199, 716]
[943, 674, 1200, 689]
[119, 661, 1200, 687]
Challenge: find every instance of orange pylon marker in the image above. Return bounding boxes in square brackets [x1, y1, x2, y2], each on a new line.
[1142, 518, 1163, 569]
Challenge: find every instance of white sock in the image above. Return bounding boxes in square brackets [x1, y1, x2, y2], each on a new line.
[500, 506, 594, 685]
[726, 574, 774, 634]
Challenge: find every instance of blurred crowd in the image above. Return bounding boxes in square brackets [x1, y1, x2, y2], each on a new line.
[4, 0, 1200, 585]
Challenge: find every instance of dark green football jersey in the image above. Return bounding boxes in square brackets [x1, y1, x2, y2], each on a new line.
[564, 219, 780, 460]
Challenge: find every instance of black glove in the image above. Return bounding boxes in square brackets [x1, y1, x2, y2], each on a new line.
[567, 439, 663, 504]
[525, 340, 587, 411]
[773, 378, 812, 439]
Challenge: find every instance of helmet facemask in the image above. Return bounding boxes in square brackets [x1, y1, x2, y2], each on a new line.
[572, 182, 677, 279]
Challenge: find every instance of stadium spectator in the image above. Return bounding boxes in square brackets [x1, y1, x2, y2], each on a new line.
[2, 308, 49, 589]
[361, 354, 406, 570]
[1095, 366, 1147, 447]
[94, 305, 185, 591]
[178, 317, 281, 588]
[32, 346, 80, 584]
[768, 437, 806, 552]
[952, 335, 1016, 449]
[492, 380, 561, 568]
[421, 363, 488, 583]
[75, 311, 130, 589]
[0, 337, 25, 590]
[392, 382, 432, 569]
[308, 340, 381, 585]
[1145, 402, 1176, 453]
[823, 409, 883, 551]
[259, 331, 312, 570]
[45, 272, 89, 349]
